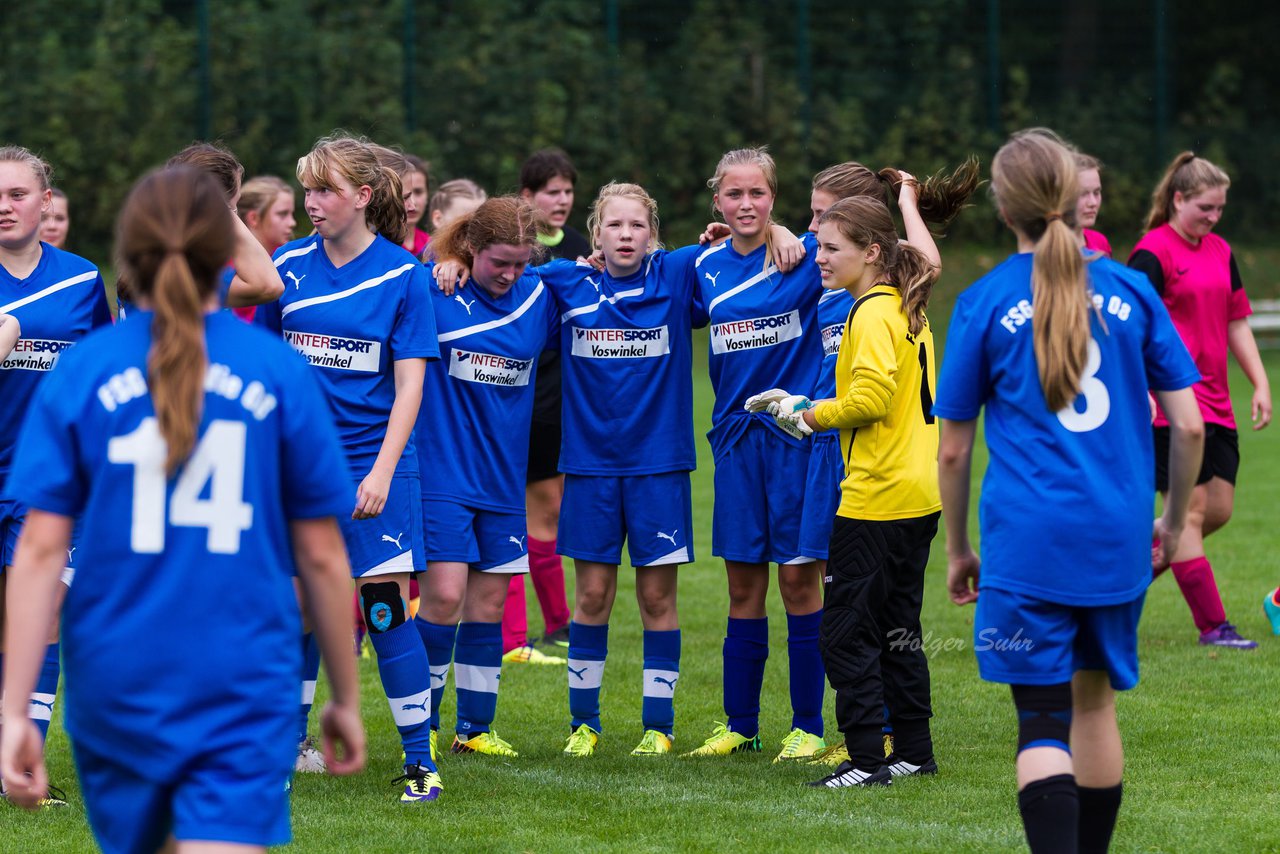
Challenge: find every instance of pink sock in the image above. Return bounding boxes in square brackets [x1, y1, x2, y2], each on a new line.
[1171, 557, 1227, 633]
[502, 574, 528, 652]
[528, 536, 570, 634]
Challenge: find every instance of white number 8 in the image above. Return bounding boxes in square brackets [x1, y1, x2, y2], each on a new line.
[1056, 339, 1110, 433]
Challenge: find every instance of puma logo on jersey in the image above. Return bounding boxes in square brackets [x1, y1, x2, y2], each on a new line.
[656, 530, 678, 546]
[400, 699, 429, 712]
[381, 533, 405, 549]
[28, 697, 55, 711]
[455, 295, 476, 315]
[704, 271, 721, 288]
[652, 675, 678, 690]
[286, 271, 306, 289]
[508, 535, 527, 551]
[586, 276, 600, 293]
[568, 665, 588, 681]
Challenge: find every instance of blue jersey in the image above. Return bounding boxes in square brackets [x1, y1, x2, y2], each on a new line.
[0, 244, 111, 487]
[814, 287, 854, 401]
[417, 265, 559, 512]
[5, 311, 350, 778]
[274, 234, 439, 477]
[933, 254, 1200, 606]
[539, 250, 699, 476]
[693, 235, 824, 459]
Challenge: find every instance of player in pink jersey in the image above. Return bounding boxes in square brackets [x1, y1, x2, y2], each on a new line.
[1075, 153, 1111, 256]
[1128, 152, 1272, 649]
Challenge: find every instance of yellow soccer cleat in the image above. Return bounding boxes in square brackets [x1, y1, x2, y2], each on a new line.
[680, 722, 761, 757]
[395, 764, 443, 803]
[451, 730, 519, 758]
[804, 739, 851, 768]
[630, 729, 674, 756]
[502, 644, 566, 665]
[774, 728, 825, 763]
[563, 724, 599, 757]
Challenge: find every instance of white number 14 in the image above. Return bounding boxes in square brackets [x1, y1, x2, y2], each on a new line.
[107, 418, 254, 554]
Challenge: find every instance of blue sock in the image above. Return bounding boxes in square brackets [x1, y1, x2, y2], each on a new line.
[454, 622, 502, 737]
[883, 703, 894, 736]
[416, 617, 457, 731]
[723, 617, 768, 736]
[567, 621, 608, 732]
[298, 632, 321, 743]
[31, 643, 60, 742]
[641, 629, 680, 736]
[786, 609, 825, 735]
[370, 620, 436, 771]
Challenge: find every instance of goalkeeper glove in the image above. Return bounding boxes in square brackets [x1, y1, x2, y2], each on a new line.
[743, 388, 792, 413]
[769, 395, 814, 439]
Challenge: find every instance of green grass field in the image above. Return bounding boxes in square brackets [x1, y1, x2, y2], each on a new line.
[10, 250, 1280, 852]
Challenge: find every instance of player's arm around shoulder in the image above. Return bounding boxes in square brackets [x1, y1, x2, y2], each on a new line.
[0, 313, 19, 359]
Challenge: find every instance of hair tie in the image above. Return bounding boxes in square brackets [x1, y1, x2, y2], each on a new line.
[1045, 212, 1063, 223]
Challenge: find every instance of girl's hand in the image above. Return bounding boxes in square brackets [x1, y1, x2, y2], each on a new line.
[1151, 517, 1183, 572]
[353, 469, 392, 520]
[1251, 386, 1272, 430]
[699, 222, 732, 245]
[896, 170, 920, 210]
[946, 549, 981, 606]
[0, 717, 48, 811]
[320, 699, 366, 776]
[584, 250, 606, 271]
[770, 224, 807, 273]
[432, 260, 470, 295]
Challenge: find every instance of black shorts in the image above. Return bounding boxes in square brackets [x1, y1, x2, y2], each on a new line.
[527, 420, 562, 484]
[1153, 423, 1239, 491]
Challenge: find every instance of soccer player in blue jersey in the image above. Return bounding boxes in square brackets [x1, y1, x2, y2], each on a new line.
[681, 147, 830, 762]
[277, 134, 442, 802]
[435, 182, 710, 757]
[935, 129, 1204, 853]
[0, 145, 113, 808]
[413, 196, 558, 758]
[0, 167, 364, 850]
[164, 143, 285, 312]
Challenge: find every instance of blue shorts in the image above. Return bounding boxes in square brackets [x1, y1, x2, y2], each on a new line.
[712, 423, 814, 565]
[974, 587, 1145, 691]
[339, 474, 425, 577]
[559, 471, 693, 567]
[798, 432, 843, 561]
[2, 498, 80, 586]
[73, 736, 292, 853]
[422, 499, 528, 572]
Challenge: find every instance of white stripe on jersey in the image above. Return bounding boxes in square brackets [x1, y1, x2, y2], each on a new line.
[694, 241, 729, 268]
[642, 669, 679, 698]
[273, 241, 319, 267]
[280, 263, 416, 318]
[454, 663, 502, 695]
[818, 288, 846, 304]
[438, 282, 546, 343]
[706, 264, 779, 315]
[0, 271, 98, 314]
[565, 658, 605, 689]
[388, 688, 431, 727]
[561, 285, 645, 323]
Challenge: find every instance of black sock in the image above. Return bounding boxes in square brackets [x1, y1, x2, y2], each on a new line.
[1017, 774, 1078, 854]
[1077, 783, 1122, 853]
[889, 718, 933, 764]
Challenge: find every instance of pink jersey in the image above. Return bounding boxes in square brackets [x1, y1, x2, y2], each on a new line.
[1128, 223, 1250, 428]
[1083, 228, 1111, 257]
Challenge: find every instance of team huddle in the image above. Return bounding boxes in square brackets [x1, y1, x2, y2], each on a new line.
[0, 126, 1272, 854]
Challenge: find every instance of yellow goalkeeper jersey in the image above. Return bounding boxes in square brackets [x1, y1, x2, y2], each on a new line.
[811, 284, 941, 521]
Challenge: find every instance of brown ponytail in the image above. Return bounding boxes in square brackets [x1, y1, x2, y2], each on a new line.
[813, 157, 980, 230]
[991, 128, 1090, 411]
[1143, 151, 1230, 232]
[818, 196, 939, 336]
[117, 167, 235, 473]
